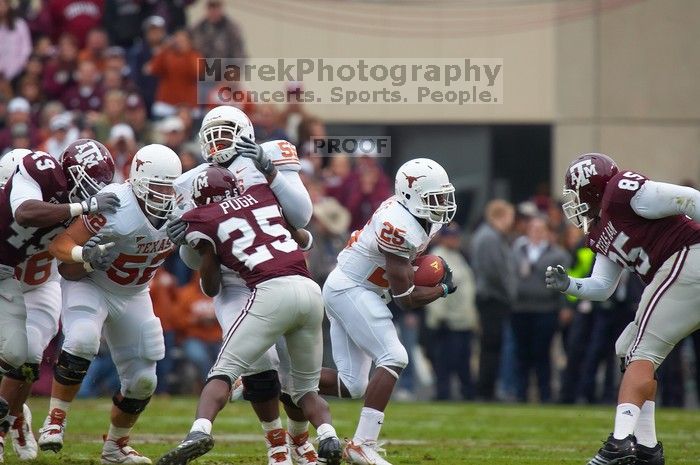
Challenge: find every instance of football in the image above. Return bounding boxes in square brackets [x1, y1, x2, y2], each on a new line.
[412, 254, 445, 287]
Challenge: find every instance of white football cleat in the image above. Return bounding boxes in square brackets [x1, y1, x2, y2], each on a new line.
[101, 436, 152, 464]
[10, 404, 38, 460]
[38, 408, 67, 452]
[287, 431, 318, 465]
[0, 435, 5, 463]
[265, 428, 293, 464]
[343, 440, 392, 465]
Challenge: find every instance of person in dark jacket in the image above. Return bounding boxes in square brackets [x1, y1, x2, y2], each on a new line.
[511, 216, 570, 402]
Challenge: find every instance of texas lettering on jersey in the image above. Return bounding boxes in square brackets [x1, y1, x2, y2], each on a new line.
[183, 184, 310, 288]
[0, 152, 68, 278]
[587, 171, 700, 284]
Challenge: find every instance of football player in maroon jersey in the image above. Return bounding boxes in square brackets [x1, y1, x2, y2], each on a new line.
[157, 166, 342, 465]
[0, 140, 118, 457]
[546, 153, 700, 465]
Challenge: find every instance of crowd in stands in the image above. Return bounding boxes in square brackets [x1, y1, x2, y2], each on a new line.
[1, 0, 698, 406]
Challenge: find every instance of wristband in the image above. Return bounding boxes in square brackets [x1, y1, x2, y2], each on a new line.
[69, 203, 83, 217]
[440, 283, 449, 298]
[70, 246, 84, 263]
[391, 285, 415, 299]
[300, 231, 314, 251]
[83, 261, 94, 272]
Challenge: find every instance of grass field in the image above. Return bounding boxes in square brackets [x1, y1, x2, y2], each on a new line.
[3, 397, 699, 464]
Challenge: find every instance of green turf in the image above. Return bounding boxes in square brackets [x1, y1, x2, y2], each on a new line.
[3, 397, 698, 464]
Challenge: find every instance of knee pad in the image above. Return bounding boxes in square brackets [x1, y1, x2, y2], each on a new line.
[242, 370, 281, 403]
[123, 368, 158, 399]
[5, 363, 40, 383]
[279, 392, 299, 410]
[339, 373, 368, 400]
[0, 334, 28, 370]
[376, 344, 409, 370]
[54, 351, 91, 385]
[63, 318, 101, 359]
[113, 394, 151, 415]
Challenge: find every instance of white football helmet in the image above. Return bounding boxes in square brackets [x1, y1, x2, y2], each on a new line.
[129, 144, 182, 219]
[199, 105, 255, 165]
[0, 149, 31, 187]
[395, 158, 456, 224]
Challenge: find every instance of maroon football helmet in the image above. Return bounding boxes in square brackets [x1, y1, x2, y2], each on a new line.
[192, 166, 240, 206]
[61, 139, 116, 202]
[562, 153, 619, 233]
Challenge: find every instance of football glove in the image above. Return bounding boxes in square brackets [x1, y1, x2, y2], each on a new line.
[236, 135, 275, 176]
[166, 215, 187, 246]
[545, 265, 570, 292]
[80, 192, 120, 215]
[440, 257, 457, 296]
[82, 234, 116, 270]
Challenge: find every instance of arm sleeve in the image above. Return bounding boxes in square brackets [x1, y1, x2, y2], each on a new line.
[10, 165, 44, 215]
[631, 180, 700, 222]
[270, 171, 313, 229]
[566, 253, 624, 301]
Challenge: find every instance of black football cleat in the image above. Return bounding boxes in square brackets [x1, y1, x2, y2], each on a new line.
[317, 436, 343, 465]
[156, 431, 214, 465]
[586, 434, 637, 465]
[636, 442, 664, 465]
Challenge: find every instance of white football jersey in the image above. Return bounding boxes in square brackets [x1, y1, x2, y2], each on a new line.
[335, 196, 442, 292]
[83, 182, 174, 295]
[17, 254, 59, 293]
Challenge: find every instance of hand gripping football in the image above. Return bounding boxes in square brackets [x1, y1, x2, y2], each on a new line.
[412, 254, 446, 287]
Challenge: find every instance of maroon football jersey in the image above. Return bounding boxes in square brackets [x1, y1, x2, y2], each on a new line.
[183, 184, 311, 288]
[0, 152, 69, 269]
[587, 171, 700, 284]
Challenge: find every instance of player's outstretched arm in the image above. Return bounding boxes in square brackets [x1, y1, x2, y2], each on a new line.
[197, 241, 222, 297]
[384, 251, 445, 310]
[271, 172, 314, 229]
[631, 180, 700, 222]
[546, 253, 623, 301]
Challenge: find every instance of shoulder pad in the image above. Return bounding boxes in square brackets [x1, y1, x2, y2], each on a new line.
[261, 140, 300, 172]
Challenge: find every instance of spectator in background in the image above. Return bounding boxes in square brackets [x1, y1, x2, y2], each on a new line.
[124, 92, 153, 144]
[297, 116, 326, 171]
[0, 97, 37, 150]
[9, 122, 31, 149]
[17, 75, 43, 113]
[103, 0, 151, 48]
[250, 104, 287, 143]
[106, 123, 136, 181]
[61, 59, 103, 111]
[39, 112, 78, 158]
[511, 216, 570, 402]
[145, 28, 202, 117]
[78, 27, 108, 71]
[94, 88, 125, 140]
[127, 15, 166, 114]
[158, 115, 186, 153]
[0, 0, 32, 83]
[279, 82, 308, 146]
[324, 154, 352, 201]
[43, 0, 104, 48]
[173, 272, 221, 387]
[42, 33, 78, 100]
[426, 223, 478, 401]
[191, 0, 246, 60]
[343, 154, 392, 231]
[471, 199, 516, 401]
[152, 0, 192, 33]
[175, 104, 196, 139]
[150, 268, 180, 394]
[178, 142, 202, 172]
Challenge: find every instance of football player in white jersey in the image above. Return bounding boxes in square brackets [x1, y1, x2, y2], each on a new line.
[319, 158, 457, 465]
[0, 142, 118, 462]
[167, 106, 318, 465]
[37, 144, 182, 464]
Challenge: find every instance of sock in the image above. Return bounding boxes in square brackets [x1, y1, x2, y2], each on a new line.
[634, 401, 658, 447]
[353, 407, 384, 444]
[261, 418, 283, 433]
[316, 423, 337, 442]
[287, 419, 309, 438]
[613, 403, 640, 440]
[190, 418, 212, 435]
[107, 424, 132, 441]
[49, 398, 71, 414]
